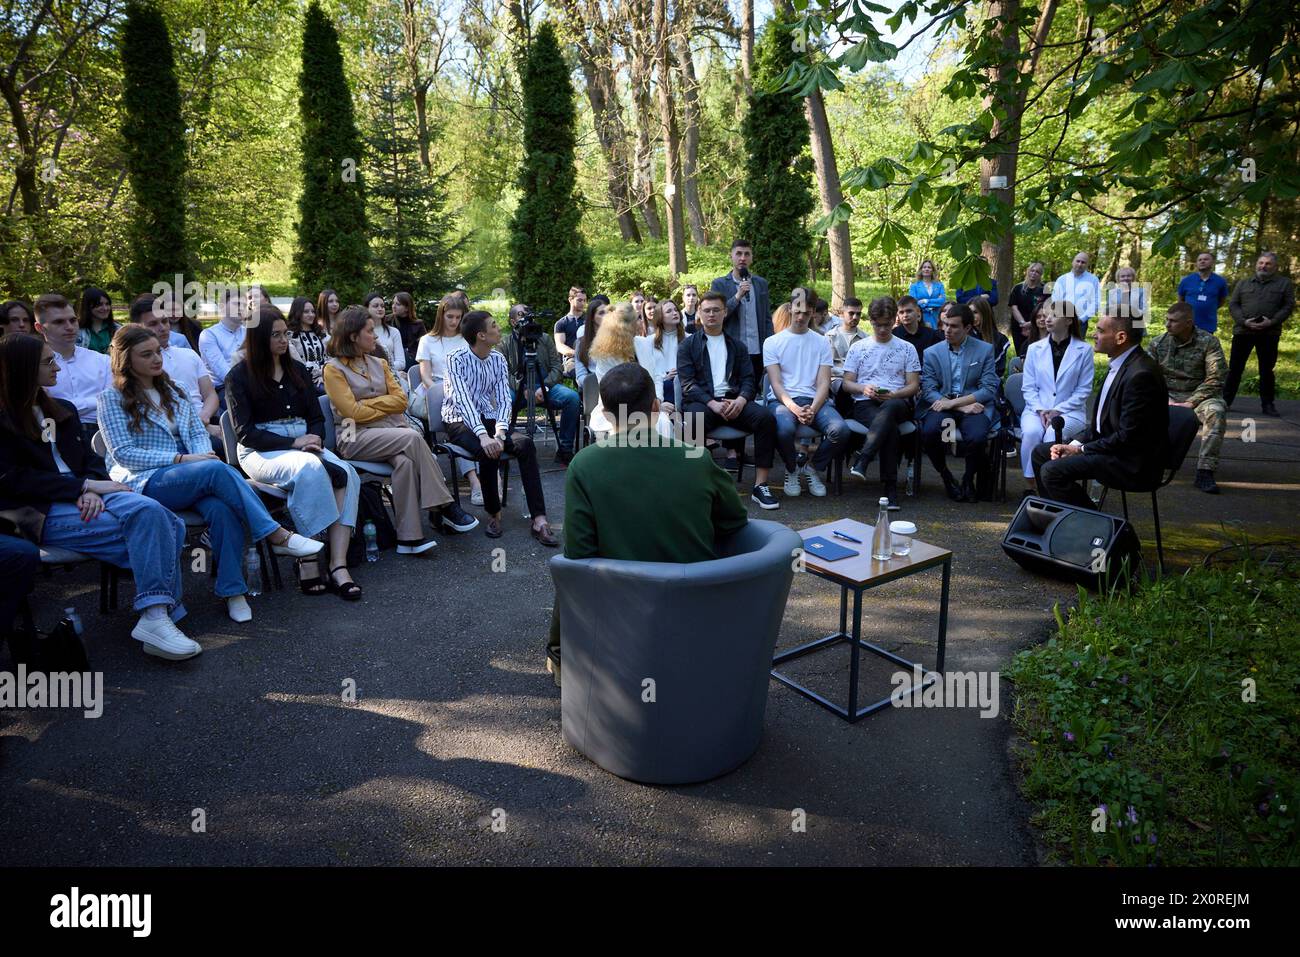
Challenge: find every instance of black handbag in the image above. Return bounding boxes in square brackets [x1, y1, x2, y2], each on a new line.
[6, 617, 89, 673]
[346, 483, 398, 567]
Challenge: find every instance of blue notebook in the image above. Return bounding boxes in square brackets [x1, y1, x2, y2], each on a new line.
[803, 536, 859, 562]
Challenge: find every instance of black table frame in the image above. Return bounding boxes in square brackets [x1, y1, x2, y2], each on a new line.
[771, 554, 951, 722]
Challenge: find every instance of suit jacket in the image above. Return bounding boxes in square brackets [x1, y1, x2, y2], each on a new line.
[711, 272, 773, 348]
[97, 384, 214, 492]
[1080, 347, 1169, 488]
[677, 330, 757, 407]
[1021, 336, 1094, 421]
[0, 399, 109, 544]
[920, 335, 999, 423]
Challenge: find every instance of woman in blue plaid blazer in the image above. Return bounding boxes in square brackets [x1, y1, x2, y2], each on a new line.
[98, 324, 323, 623]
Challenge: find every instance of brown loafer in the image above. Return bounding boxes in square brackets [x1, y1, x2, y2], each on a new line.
[485, 517, 503, 539]
[531, 522, 559, 547]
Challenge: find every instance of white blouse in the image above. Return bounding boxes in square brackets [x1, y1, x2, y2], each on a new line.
[375, 323, 407, 373]
[416, 334, 469, 386]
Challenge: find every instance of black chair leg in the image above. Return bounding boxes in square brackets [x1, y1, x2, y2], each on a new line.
[1120, 489, 1128, 521]
[1151, 491, 1164, 575]
[501, 459, 512, 509]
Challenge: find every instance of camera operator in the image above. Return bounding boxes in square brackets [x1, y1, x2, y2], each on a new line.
[497, 304, 581, 465]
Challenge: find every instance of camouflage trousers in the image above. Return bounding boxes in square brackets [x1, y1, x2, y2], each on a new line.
[1174, 392, 1226, 472]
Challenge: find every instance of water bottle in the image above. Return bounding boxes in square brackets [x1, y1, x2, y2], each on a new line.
[63, 607, 83, 636]
[904, 462, 915, 496]
[870, 497, 894, 561]
[245, 547, 262, 597]
[364, 521, 379, 562]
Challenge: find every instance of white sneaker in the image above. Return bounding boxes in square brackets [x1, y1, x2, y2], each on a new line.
[396, 539, 438, 555]
[804, 466, 827, 497]
[470, 488, 484, 507]
[226, 595, 252, 623]
[783, 470, 802, 497]
[270, 532, 324, 558]
[132, 616, 202, 660]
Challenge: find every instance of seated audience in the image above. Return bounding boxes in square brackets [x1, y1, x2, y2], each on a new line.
[573, 298, 608, 392]
[677, 290, 780, 509]
[842, 296, 920, 508]
[639, 295, 656, 337]
[640, 299, 685, 421]
[1017, 300, 1092, 494]
[920, 303, 999, 502]
[893, 295, 943, 360]
[1032, 312, 1169, 508]
[0, 333, 200, 659]
[198, 285, 247, 403]
[130, 292, 223, 459]
[364, 292, 405, 372]
[586, 302, 668, 438]
[316, 288, 341, 338]
[1149, 301, 1227, 494]
[228, 306, 361, 598]
[416, 292, 470, 390]
[286, 296, 330, 392]
[35, 292, 111, 446]
[544, 363, 749, 685]
[167, 308, 202, 352]
[393, 292, 425, 370]
[554, 285, 587, 376]
[2, 299, 34, 337]
[324, 307, 477, 554]
[499, 303, 580, 463]
[829, 297, 867, 415]
[970, 295, 1011, 378]
[76, 287, 117, 354]
[681, 284, 699, 333]
[441, 310, 558, 545]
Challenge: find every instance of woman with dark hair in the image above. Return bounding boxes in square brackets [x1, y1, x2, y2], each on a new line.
[363, 291, 405, 373]
[286, 296, 329, 392]
[574, 298, 608, 391]
[969, 296, 1011, 378]
[76, 287, 117, 353]
[642, 299, 685, 418]
[414, 292, 483, 504]
[324, 307, 477, 554]
[316, 288, 341, 337]
[392, 292, 424, 369]
[2, 299, 34, 336]
[98, 324, 322, 623]
[228, 306, 360, 599]
[0, 332, 200, 659]
[168, 309, 203, 352]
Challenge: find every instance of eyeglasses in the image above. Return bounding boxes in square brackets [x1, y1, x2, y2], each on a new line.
[40, 356, 58, 366]
[270, 331, 290, 341]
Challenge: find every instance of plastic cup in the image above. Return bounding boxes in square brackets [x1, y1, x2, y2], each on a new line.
[890, 521, 917, 557]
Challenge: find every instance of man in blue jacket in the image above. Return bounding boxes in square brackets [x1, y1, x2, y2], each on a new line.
[920, 303, 999, 502]
[711, 239, 772, 386]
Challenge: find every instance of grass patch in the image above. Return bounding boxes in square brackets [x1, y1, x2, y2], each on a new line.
[1008, 547, 1299, 865]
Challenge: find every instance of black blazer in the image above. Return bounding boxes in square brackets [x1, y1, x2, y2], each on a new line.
[677, 330, 757, 407]
[225, 359, 326, 452]
[0, 399, 109, 543]
[1082, 347, 1169, 488]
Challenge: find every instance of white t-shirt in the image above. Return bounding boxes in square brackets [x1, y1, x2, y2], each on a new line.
[416, 334, 468, 385]
[48, 346, 110, 424]
[706, 333, 729, 398]
[842, 335, 920, 398]
[162, 344, 207, 416]
[762, 328, 832, 400]
[144, 388, 179, 436]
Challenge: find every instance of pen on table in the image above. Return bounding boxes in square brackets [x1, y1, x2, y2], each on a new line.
[832, 530, 862, 544]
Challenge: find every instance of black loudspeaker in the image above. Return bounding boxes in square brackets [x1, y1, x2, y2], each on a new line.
[1002, 496, 1141, 589]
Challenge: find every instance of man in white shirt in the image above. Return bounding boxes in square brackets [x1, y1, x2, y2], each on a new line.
[763, 288, 846, 498]
[842, 296, 921, 508]
[1051, 251, 1101, 336]
[130, 292, 223, 456]
[829, 297, 867, 414]
[34, 293, 110, 445]
[198, 287, 246, 403]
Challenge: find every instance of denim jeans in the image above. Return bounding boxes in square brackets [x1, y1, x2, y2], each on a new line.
[1, 533, 41, 634]
[772, 396, 849, 472]
[514, 383, 580, 452]
[237, 419, 360, 537]
[40, 492, 187, 618]
[144, 459, 280, 598]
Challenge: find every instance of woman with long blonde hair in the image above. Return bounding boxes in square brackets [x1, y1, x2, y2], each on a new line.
[589, 302, 667, 437]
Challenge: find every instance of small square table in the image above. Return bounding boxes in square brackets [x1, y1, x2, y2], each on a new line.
[771, 518, 952, 722]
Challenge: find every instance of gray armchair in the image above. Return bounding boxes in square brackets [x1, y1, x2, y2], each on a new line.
[549, 519, 803, 785]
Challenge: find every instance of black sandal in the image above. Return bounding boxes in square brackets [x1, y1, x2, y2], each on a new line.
[294, 555, 328, 595]
[327, 565, 362, 601]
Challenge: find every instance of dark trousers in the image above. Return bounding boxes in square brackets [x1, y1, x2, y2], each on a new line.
[851, 397, 911, 487]
[445, 417, 546, 518]
[1223, 329, 1281, 406]
[683, 397, 777, 469]
[749, 354, 764, 386]
[79, 421, 99, 449]
[0, 533, 40, 641]
[921, 408, 990, 476]
[1030, 442, 1134, 510]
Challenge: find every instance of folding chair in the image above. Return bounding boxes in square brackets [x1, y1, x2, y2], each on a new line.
[317, 394, 396, 507]
[425, 382, 511, 509]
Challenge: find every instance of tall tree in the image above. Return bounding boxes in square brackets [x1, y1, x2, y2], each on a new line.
[120, 0, 187, 291]
[805, 85, 853, 306]
[654, 0, 687, 278]
[672, 0, 707, 245]
[627, 0, 663, 239]
[509, 20, 594, 313]
[293, 1, 368, 304]
[738, 9, 814, 299]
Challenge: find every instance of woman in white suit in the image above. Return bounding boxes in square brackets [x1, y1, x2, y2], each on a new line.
[1019, 301, 1093, 493]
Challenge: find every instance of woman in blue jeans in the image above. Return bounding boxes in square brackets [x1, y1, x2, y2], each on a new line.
[0, 333, 199, 660]
[97, 325, 322, 624]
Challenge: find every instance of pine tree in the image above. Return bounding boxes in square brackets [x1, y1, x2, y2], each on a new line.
[509, 22, 594, 316]
[294, 2, 368, 304]
[120, 0, 188, 292]
[738, 10, 814, 301]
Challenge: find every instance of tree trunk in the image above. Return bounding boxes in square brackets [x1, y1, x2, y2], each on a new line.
[805, 87, 853, 306]
[673, 24, 707, 245]
[741, 0, 754, 98]
[654, 0, 687, 278]
[402, 0, 432, 172]
[627, 1, 662, 240]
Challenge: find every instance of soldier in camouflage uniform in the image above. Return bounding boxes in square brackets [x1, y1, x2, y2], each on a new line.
[1149, 302, 1227, 494]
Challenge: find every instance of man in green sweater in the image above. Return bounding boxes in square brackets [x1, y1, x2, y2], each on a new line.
[546, 363, 749, 685]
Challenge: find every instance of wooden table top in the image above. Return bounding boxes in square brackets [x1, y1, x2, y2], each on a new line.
[798, 517, 952, 588]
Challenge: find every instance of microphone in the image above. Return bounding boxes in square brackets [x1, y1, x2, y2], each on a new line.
[738, 266, 750, 301]
[1051, 415, 1065, 445]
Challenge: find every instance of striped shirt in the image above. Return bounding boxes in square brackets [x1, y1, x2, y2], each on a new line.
[444, 347, 513, 436]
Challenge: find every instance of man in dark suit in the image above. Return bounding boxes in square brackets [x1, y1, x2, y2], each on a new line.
[710, 238, 772, 385]
[1032, 312, 1169, 509]
[677, 291, 780, 509]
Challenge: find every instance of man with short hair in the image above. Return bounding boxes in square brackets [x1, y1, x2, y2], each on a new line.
[543, 362, 749, 685]
[710, 239, 772, 384]
[843, 296, 920, 508]
[1051, 252, 1101, 336]
[919, 303, 999, 502]
[198, 285, 247, 403]
[1177, 251, 1230, 334]
[553, 285, 586, 376]
[763, 289, 846, 498]
[812, 297, 834, 334]
[499, 303, 581, 464]
[678, 289, 780, 509]
[1224, 251, 1292, 417]
[1032, 312, 1169, 509]
[893, 294, 943, 361]
[1149, 302, 1226, 494]
[829, 297, 867, 414]
[130, 292, 224, 457]
[34, 292, 110, 446]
